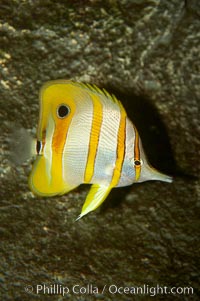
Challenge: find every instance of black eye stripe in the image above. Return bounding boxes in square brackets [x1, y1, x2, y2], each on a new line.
[36, 140, 42, 154]
[57, 105, 70, 118]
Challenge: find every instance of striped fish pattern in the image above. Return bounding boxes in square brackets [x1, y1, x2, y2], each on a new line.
[29, 80, 172, 219]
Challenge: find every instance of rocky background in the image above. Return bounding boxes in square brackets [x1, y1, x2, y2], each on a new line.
[0, 0, 199, 300]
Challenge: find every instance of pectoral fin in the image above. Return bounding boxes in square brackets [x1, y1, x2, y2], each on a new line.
[76, 184, 112, 220]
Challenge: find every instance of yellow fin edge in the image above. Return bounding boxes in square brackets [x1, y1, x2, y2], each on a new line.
[76, 184, 112, 220]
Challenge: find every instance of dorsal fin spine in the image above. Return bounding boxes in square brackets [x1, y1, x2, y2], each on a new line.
[71, 81, 121, 105]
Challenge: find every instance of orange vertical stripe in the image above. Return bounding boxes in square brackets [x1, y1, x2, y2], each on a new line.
[51, 115, 73, 191]
[110, 103, 126, 187]
[133, 126, 141, 181]
[84, 95, 103, 183]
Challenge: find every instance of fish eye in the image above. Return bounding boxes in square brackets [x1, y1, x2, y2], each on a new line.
[57, 104, 70, 118]
[134, 159, 141, 166]
[36, 140, 42, 155]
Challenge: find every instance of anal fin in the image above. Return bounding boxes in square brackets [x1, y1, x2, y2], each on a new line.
[76, 184, 112, 220]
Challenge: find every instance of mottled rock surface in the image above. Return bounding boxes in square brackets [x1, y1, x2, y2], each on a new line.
[0, 0, 199, 300]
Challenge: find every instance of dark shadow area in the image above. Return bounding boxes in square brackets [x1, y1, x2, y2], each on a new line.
[104, 85, 176, 176]
[100, 186, 133, 214]
[106, 86, 198, 182]
[99, 85, 198, 212]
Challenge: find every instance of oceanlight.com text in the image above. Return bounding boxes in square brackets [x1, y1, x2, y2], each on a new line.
[24, 283, 194, 297]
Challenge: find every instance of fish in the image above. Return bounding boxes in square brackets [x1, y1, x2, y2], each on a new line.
[8, 127, 35, 166]
[29, 80, 172, 219]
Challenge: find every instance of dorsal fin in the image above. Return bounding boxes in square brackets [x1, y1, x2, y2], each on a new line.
[71, 81, 121, 106]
